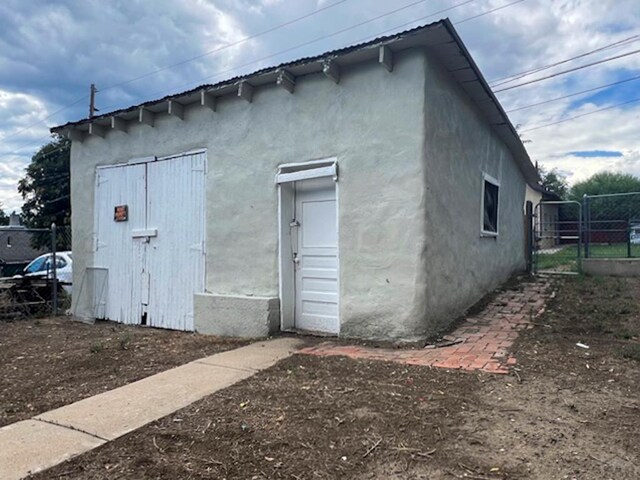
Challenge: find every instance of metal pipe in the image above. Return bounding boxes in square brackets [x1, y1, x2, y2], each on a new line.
[583, 194, 590, 258]
[584, 191, 640, 199]
[51, 223, 58, 316]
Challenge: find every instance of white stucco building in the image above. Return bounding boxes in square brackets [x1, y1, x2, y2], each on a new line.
[53, 19, 540, 342]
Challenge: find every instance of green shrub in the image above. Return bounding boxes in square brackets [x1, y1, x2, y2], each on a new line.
[119, 333, 132, 350]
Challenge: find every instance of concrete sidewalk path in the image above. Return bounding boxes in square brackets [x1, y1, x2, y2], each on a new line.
[0, 337, 303, 480]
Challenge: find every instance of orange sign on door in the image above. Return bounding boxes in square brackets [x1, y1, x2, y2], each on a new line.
[114, 205, 128, 222]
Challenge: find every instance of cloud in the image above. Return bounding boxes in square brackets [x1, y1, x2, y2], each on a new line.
[450, 0, 640, 187]
[523, 100, 640, 185]
[0, 0, 255, 212]
[0, 0, 639, 212]
[0, 89, 53, 212]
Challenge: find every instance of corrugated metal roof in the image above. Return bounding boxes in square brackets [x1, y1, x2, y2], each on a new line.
[51, 18, 539, 186]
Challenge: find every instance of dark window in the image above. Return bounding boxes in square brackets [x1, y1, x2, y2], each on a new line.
[483, 179, 499, 234]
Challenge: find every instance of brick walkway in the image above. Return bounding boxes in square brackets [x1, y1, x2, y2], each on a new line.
[299, 278, 549, 374]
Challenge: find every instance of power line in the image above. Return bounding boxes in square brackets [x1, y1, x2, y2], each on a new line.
[505, 74, 640, 113]
[0, 95, 88, 143]
[520, 96, 640, 133]
[0, 135, 70, 165]
[22, 173, 71, 186]
[96, 0, 484, 114]
[98, 0, 350, 94]
[490, 33, 640, 86]
[494, 47, 640, 93]
[454, 0, 525, 24]
[3, 0, 519, 162]
[1, 0, 528, 211]
[0, 0, 545, 145]
[2, 0, 349, 143]
[3, 0, 441, 154]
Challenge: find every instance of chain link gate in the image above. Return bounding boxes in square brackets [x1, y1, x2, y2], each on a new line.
[532, 200, 582, 274]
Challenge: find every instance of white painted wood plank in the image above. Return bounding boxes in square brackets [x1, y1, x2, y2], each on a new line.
[379, 45, 394, 72]
[276, 165, 336, 184]
[146, 152, 206, 331]
[94, 164, 146, 325]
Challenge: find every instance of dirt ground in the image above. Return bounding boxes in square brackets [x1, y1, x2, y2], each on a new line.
[32, 276, 640, 479]
[0, 317, 247, 428]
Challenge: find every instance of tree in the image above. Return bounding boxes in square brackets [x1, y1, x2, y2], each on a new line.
[569, 171, 640, 200]
[570, 171, 640, 222]
[18, 135, 71, 248]
[539, 167, 569, 199]
[0, 205, 8, 226]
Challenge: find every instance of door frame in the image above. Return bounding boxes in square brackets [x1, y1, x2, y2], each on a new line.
[276, 157, 339, 333]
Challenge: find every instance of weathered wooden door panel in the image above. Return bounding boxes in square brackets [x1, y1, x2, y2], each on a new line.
[146, 152, 206, 331]
[94, 164, 146, 325]
[94, 152, 206, 330]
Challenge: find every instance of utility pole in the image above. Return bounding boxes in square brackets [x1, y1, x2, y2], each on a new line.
[89, 83, 98, 118]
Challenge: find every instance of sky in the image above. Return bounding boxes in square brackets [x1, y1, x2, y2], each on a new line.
[0, 0, 639, 212]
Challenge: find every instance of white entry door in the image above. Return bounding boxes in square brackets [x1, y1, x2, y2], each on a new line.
[294, 177, 339, 333]
[94, 152, 206, 330]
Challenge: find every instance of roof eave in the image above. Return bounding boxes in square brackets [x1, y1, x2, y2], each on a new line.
[438, 19, 539, 187]
[52, 19, 540, 189]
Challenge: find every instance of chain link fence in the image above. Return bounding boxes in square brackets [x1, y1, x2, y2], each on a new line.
[532, 192, 640, 274]
[583, 192, 640, 259]
[0, 224, 71, 320]
[533, 201, 582, 273]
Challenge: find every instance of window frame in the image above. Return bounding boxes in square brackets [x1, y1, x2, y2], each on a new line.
[480, 172, 500, 237]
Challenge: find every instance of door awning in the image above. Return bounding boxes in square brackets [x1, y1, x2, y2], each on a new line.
[276, 158, 338, 184]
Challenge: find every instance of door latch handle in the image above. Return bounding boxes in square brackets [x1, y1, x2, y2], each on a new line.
[293, 253, 300, 264]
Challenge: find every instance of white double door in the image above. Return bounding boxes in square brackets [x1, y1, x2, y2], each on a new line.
[94, 152, 206, 331]
[293, 177, 339, 334]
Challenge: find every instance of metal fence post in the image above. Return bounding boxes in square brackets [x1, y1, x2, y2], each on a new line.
[51, 223, 58, 316]
[576, 203, 582, 272]
[526, 201, 534, 274]
[582, 194, 590, 258]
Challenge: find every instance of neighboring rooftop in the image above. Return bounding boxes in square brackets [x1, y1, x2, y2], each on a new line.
[529, 182, 563, 201]
[0, 212, 25, 231]
[0, 214, 48, 265]
[0, 231, 46, 264]
[51, 18, 539, 186]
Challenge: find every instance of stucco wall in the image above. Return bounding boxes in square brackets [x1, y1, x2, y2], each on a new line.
[419, 49, 527, 336]
[525, 184, 542, 211]
[70, 49, 428, 340]
[525, 186, 560, 249]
